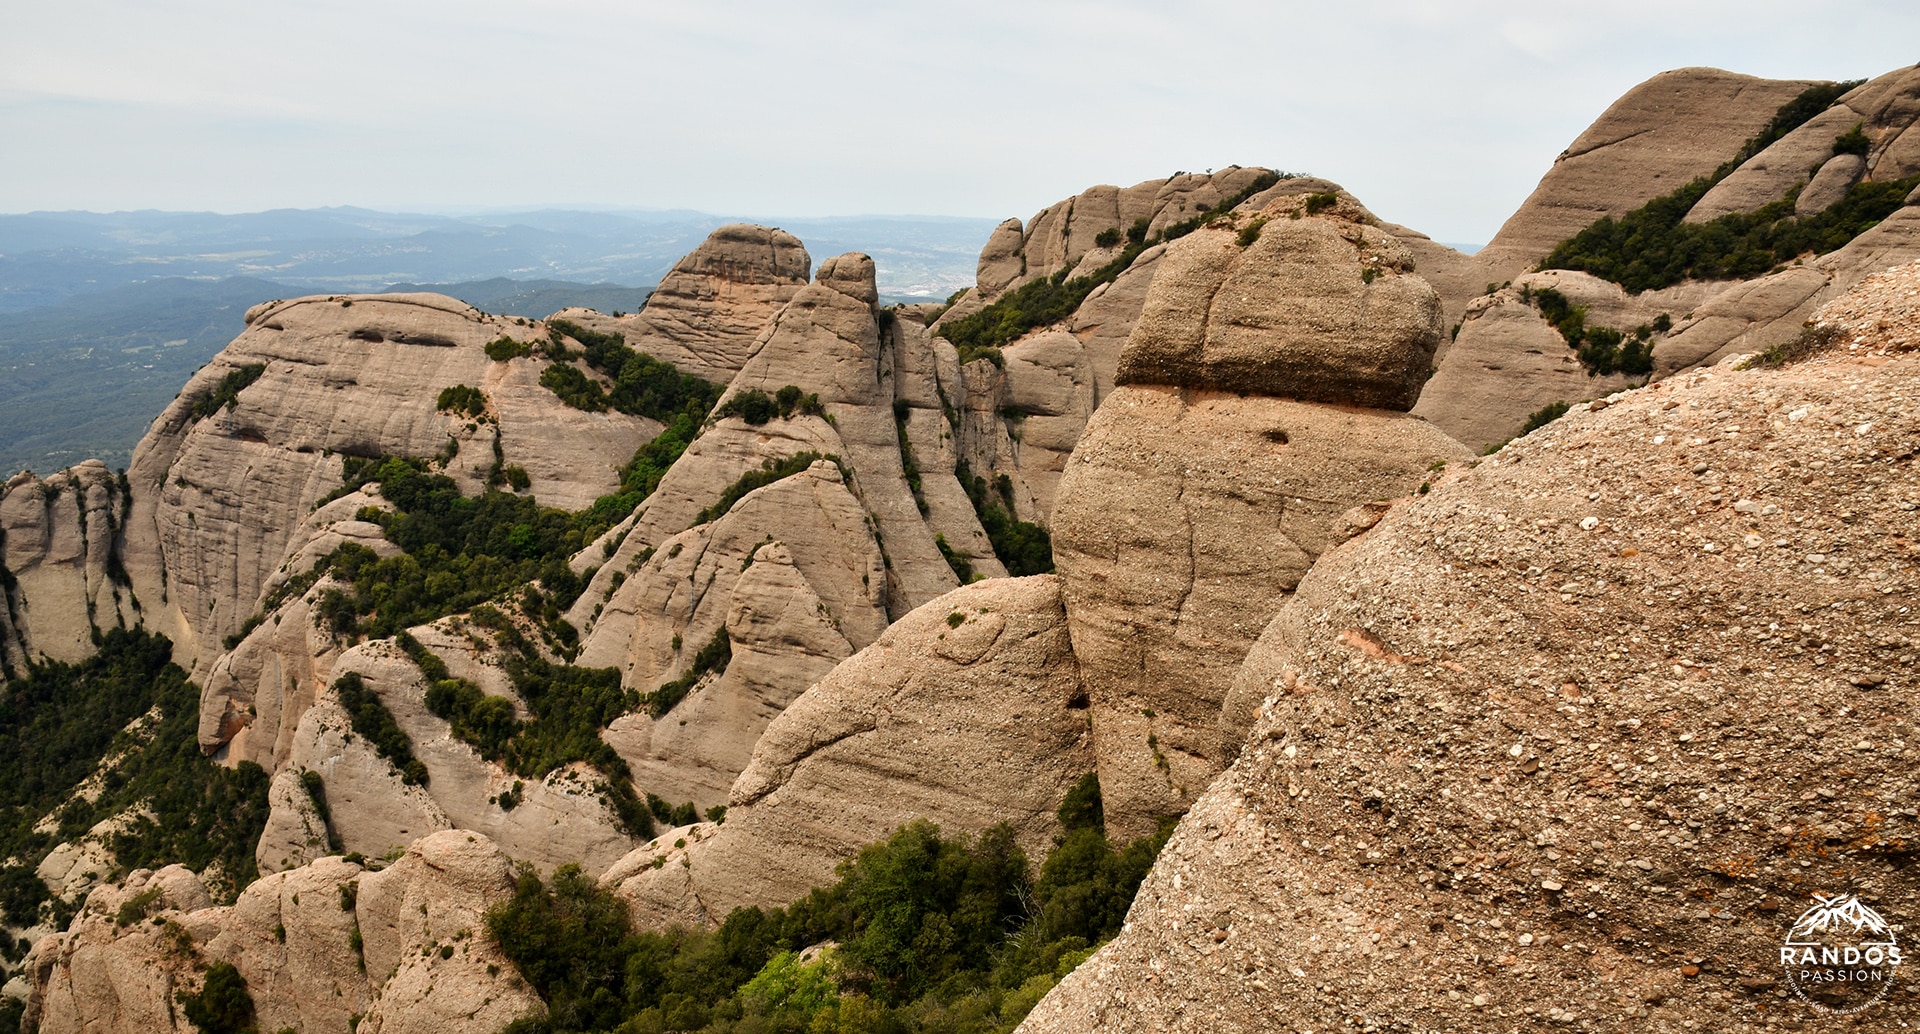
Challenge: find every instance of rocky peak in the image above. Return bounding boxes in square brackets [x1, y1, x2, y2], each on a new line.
[549, 223, 812, 384]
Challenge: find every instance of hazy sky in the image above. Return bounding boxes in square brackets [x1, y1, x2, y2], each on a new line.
[3, 1, 1916, 243]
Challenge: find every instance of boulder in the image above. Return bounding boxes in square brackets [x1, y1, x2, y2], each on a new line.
[1115, 196, 1443, 411]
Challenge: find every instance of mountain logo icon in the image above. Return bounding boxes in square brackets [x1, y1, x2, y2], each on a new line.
[1779, 893, 1902, 1015]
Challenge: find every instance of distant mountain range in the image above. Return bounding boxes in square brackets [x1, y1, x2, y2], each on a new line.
[0, 207, 999, 476]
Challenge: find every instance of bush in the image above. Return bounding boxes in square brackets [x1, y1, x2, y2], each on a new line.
[714, 385, 824, 426]
[1519, 401, 1571, 436]
[695, 452, 838, 526]
[187, 364, 265, 422]
[485, 336, 534, 361]
[649, 628, 730, 718]
[435, 384, 488, 418]
[1527, 287, 1654, 377]
[1744, 322, 1845, 369]
[180, 961, 255, 1034]
[332, 672, 427, 786]
[1833, 122, 1870, 157]
[538, 364, 608, 412]
[1093, 227, 1122, 248]
[545, 319, 724, 425]
[958, 465, 1053, 576]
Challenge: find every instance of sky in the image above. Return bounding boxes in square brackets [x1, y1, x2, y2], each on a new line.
[2, 1, 1916, 244]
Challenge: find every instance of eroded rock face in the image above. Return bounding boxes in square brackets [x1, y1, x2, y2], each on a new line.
[607, 576, 1093, 927]
[25, 833, 541, 1034]
[1472, 68, 1820, 286]
[1021, 343, 1920, 1033]
[116, 292, 654, 688]
[0, 461, 137, 667]
[1689, 65, 1920, 222]
[1116, 194, 1442, 411]
[593, 466, 887, 806]
[1050, 386, 1467, 837]
[1414, 270, 1722, 450]
[257, 638, 642, 876]
[552, 224, 812, 384]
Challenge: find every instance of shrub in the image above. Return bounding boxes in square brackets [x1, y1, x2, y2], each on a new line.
[180, 961, 255, 1034]
[1303, 191, 1339, 215]
[545, 319, 723, 424]
[648, 628, 730, 718]
[487, 782, 1172, 1034]
[1520, 401, 1571, 436]
[187, 364, 266, 422]
[1527, 287, 1654, 377]
[485, 336, 534, 361]
[695, 452, 838, 526]
[1743, 322, 1845, 369]
[1093, 227, 1122, 248]
[332, 672, 427, 786]
[714, 385, 824, 426]
[958, 465, 1053, 576]
[435, 384, 488, 418]
[1833, 122, 1870, 157]
[538, 364, 608, 412]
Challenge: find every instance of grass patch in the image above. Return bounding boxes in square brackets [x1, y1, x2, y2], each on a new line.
[1742, 322, 1847, 369]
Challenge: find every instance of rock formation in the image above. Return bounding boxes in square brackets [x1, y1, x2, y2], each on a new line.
[1020, 294, 1920, 1030]
[606, 575, 1093, 926]
[551, 224, 812, 384]
[25, 832, 541, 1034]
[1418, 63, 1920, 450]
[0, 461, 136, 668]
[1470, 68, 1821, 291]
[1054, 193, 1470, 835]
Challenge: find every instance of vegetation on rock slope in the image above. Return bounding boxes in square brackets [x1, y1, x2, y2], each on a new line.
[488, 774, 1171, 1034]
[0, 629, 270, 936]
[936, 171, 1284, 356]
[1538, 80, 1915, 293]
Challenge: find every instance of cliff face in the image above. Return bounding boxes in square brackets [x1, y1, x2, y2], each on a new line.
[1021, 290, 1920, 1031]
